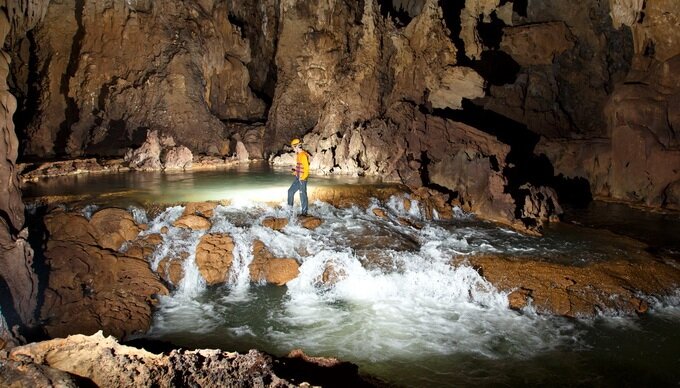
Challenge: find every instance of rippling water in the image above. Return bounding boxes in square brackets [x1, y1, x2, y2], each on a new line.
[23, 165, 680, 387]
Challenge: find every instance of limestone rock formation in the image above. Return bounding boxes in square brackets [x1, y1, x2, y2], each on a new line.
[12, 0, 265, 157]
[40, 209, 168, 339]
[125, 130, 194, 171]
[0, 0, 50, 331]
[249, 240, 299, 286]
[469, 250, 680, 317]
[3, 331, 375, 387]
[538, 0, 680, 209]
[195, 233, 235, 285]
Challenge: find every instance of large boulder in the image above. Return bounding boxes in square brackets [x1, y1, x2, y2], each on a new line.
[40, 209, 168, 339]
[195, 233, 235, 285]
[249, 240, 299, 286]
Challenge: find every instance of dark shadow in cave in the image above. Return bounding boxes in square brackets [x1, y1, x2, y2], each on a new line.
[377, 0, 415, 28]
[24, 204, 51, 342]
[272, 355, 381, 388]
[439, 1, 520, 86]
[431, 100, 592, 213]
[10, 30, 41, 161]
[55, 0, 87, 157]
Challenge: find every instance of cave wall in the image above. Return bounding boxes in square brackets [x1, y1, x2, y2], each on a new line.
[11, 0, 267, 157]
[537, 0, 680, 209]
[1, 0, 50, 332]
[5, 0, 679, 213]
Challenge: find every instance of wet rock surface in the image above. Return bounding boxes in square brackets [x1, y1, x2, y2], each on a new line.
[468, 253, 680, 317]
[40, 208, 168, 339]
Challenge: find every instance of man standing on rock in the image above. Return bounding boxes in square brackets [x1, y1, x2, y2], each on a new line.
[288, 138, 310, 216]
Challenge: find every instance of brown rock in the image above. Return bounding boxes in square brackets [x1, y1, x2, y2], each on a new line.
[262, 217, 288, 231]
[299, 215, 323, 230]
[372, 208, 387, 218]
[501, 22, 575, 66]
[157, 257, 185, 286]
[7, 332, 296, 387]
[320, 262, 347, 286]
[173, 214, 211, 231]
[90, 208, 141, 251]
[195, 233, 234, 285]
[468, 252, 680, 317]
[183, 202, 218, 219]
[249, 240, 299, 286]
[40, 209, 168, 339]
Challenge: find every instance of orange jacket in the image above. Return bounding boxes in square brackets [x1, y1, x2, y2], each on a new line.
[294, 150, 310, 180]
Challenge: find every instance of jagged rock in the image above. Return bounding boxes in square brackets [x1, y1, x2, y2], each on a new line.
[125, 130, 163, 171]
[182, 202, 218, 219]
[459, 0, 501, 60]
[610, 0, 680, 62]
[162, 145, 193, 170]
[6, 331, 294, 387]
[0, 357, 80, 388]
[40, 209, 168, 339]
[172, 214, 211, 230]
[427, 66, 486, 110]
[518, 184, 563, 226]
[4, 331, 376, 387]
[195, 233, 234, 285]
[500, 22, 575, 66]
[249, 240, 299, 286]
[468, 248, 680, 317]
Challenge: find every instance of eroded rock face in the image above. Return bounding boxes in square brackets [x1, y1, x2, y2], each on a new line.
[0, 0, 50, 330]
[12, 0, 265, 157]
[195, 233, 235, 285]
[469, 252, 680, 317]
[40, 209, 168, 339]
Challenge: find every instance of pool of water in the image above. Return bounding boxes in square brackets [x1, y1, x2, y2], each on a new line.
[23, 165, 680, 387]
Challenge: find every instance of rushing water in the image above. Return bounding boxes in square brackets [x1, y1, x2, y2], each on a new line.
[23, 165, 680, 387]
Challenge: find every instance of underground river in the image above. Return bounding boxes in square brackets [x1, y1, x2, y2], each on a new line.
[22, 164, 680, 387]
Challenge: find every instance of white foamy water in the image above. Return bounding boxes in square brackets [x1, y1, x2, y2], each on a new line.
[141, 197, 593, 360]
[137, 196, 680, 388]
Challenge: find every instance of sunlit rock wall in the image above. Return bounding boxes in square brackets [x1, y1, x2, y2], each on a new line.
[0, 0, 49, 331]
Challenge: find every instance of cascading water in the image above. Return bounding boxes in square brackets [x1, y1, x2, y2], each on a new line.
[22, 168, 680, 386]
[133, 195, 680, 386]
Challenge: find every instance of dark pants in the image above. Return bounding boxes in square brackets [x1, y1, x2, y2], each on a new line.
[287, 178, 308, 214]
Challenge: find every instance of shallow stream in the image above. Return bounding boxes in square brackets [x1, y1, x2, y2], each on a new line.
[23, 165, 680, 387]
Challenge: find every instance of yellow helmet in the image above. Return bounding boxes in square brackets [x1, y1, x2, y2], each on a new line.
[290, 138, 301, 147]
